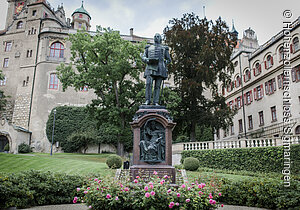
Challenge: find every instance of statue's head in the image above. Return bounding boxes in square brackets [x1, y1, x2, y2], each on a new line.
[154, 33, 162, 44]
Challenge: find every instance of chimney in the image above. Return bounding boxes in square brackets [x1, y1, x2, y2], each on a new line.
[130, 28, 133, 36]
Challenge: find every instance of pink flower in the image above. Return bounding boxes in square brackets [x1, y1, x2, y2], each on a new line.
[96, 187, 99, 191]
[89, 206, 92, 209]
[115, 196, 119, 200]
[212, 200, 216, 204]
[145, 192, 150, 198]
[177, 193, 181, 197]
[187, 187, 191, 191]
[134, 179, 138, 183]
[73, 199, 77, 204]
[94, 178, 98, 181]
[198, 191, 203, 195]
[74, 197, 78, 201]
[120, 184, 123, 187]
[87, 187, 90, 190]
[84, 191, 88, 194]
[181, 184, 186, 188]
[150, 185, 154, 189]
[153, 171, 158, 175]
[136, 176, 140, 179]
[149, 182, 153, 185]
[106, 194, 111, 199]
[144, 186, 149, 191]
[167, 189, 171, 193]
[76, 188, 80, 192]
[209, 199, 214, 204]
[98, 180, 102, 184]
[164, 175, 168, 179]
[218, 193, 222, 196]
[176, 202, 179, 206]
[209, 193, 213, 199]
[124, 187, 129, 191]
[169, 202, 175, 208]
[151, 191, 155, 196]
[160, 180, 165, 185]
[186, 199, 190, 203]
[221, 204, 224, 207]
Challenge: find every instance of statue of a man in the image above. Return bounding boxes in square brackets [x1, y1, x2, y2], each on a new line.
[142, 33, 171, 105]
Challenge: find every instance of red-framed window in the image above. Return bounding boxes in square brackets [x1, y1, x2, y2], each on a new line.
[50, 42, 64, 58]
[49, 73, 58, 89]
[291, 37, 299, 53]
[238, 119, 243, 133]
[291, 65, 300, 82]
[235, 96, 242, 109]
[253, 84, 264, 100]
[227, 81, 234, 92]
[264, 55, 273, 69]
[79, 86, 88, 92]
[235, 75, 241, 88]
[5, 42, 12, 52]
[279, 46, 284, 61]
[3, 58, 9, 68]
[259, 111, 264, 126]
[253, 62, 261, 76]
[0, 77, 6, 86]
[265, 78, 276, 95]
[244, 90, 253, 105]
[271, 106, 277, 122]
[248, 115, 253, 129]
[244, 69, 251, 82]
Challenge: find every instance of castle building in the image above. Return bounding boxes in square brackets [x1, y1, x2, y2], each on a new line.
[0, 0, 152, 153]
[217, 20, 300, 142]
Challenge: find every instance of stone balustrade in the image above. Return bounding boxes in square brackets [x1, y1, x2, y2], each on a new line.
[172, 136, 300, 153]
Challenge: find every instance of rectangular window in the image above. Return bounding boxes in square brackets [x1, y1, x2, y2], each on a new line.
[278, 74, 283, 89]
[0, 77, 6, 86]
[3, 58, 9, 67]
[265, 78, 276, 95]
[271, 106, 277, 122]
[248, 115, 253, 129]
[259, 111, 264, 126]
[292, 65, 300, 82]
[5, 42, 12, 52]
[245, 91, 253, 105]
[230, 125, 234, 135]
[49, 73, 58, 90]
[238, 119, 243, 133]
[236, 96, 242, 109]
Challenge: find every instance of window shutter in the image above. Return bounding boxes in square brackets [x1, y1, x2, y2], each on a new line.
[235, 80, 237, 87]
[265, 82, 269, 95]
[259, 64, 262, 73]
[290, 44, 294, 53]
[292, 68, 296, 82]
[250, 90, 253, 102]
[248, 71, 251, 80]
[260, 84, 264, 96]
[273, 79, 276, 91]
[253, 68, 256, 76]
[271, 56, 274, 65]
[244, 94, 247, 105]
[243, 75, 245, 82]
[264, 61, 267, 69]
[254, 88, 257, 100]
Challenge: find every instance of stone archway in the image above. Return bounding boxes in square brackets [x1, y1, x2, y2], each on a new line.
[296, 125, 300, 135]
[0, 135, 9, 152]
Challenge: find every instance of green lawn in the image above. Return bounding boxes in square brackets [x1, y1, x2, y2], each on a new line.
[0, 153, 115, 176]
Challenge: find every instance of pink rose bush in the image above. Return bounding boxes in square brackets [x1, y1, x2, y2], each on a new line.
[73, 171, 223, 210]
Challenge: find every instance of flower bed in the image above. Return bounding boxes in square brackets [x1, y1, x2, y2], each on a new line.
[74, 171, 223, 209]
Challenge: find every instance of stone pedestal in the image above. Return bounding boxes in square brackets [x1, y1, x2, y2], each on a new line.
[130, 105, 176, 183]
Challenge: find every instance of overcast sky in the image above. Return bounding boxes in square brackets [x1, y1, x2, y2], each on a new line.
[1, 0, 300, 45]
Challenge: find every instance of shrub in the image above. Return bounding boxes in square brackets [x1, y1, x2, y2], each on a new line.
[3, 143, 9, 151]
[183, 157, 200, 171]
[220, 178, 300, 209]
[18, 143, 32, 153]
[182, 144, 300, 174]
[74, 171, 222, 210]
[64, 131, 96, 153]
[0, 170, 86, 209]
[106, 155, 122, 169]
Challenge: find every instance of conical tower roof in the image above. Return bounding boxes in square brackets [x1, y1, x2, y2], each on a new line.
[231, 20, 238, 36]
[72, 1, 91, 19]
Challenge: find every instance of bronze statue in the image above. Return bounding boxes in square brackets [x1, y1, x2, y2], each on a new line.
[142, 33, 171, 105]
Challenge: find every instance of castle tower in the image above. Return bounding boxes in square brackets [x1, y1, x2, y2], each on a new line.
[71, 1, 91, 31]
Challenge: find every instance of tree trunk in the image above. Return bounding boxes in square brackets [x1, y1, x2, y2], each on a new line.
[117, 141, 124, 157]
[189, 121, 196, 141]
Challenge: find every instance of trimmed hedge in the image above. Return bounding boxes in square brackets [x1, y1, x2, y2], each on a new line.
[106, 154, 122, 169]
[18, 143, 32, 153]
[220, 178, 300, 209]
[182, 144, 300, 174]
[0, 170, 86, 209]
[183, 157, 200, 171]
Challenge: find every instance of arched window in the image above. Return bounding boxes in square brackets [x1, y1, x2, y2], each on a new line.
[16, 21, 23, 29]
[295, 125, 300, 134]
[254, 62, 261, 76]
[279, 46, 284, 61]
[235, 75, 241, 88]
[265, 55, 273, 69]
[50, 42, 64, 58]
[244, 69, 251, 82]
[293, 37, 299, 52]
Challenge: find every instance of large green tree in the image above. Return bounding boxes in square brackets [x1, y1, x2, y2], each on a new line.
[56, 27, 145, 156]
[164, 13, 236, 141]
